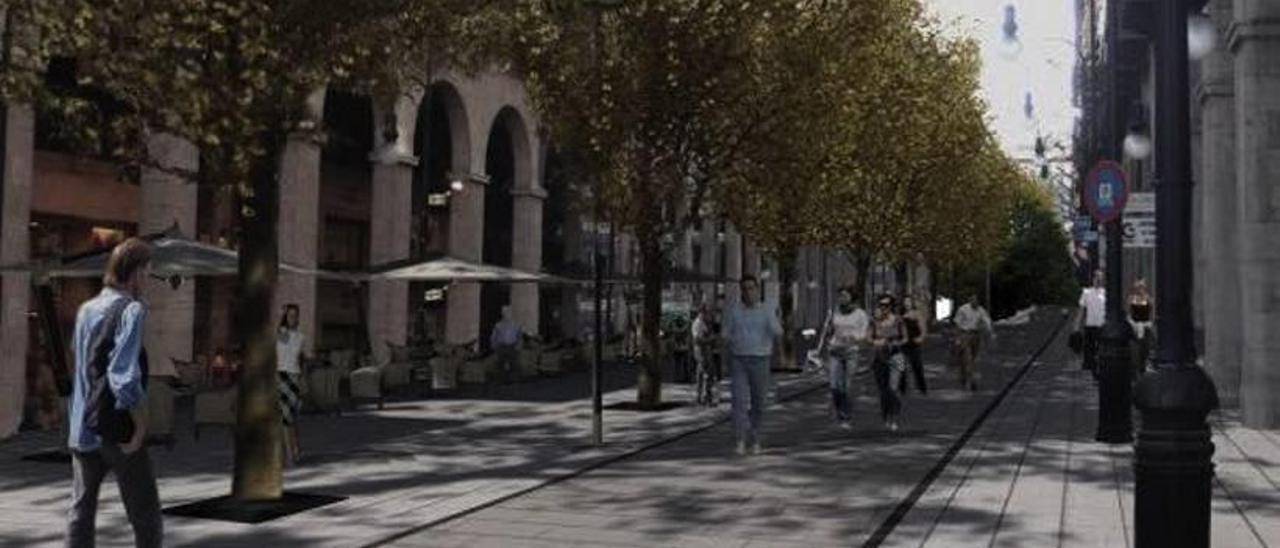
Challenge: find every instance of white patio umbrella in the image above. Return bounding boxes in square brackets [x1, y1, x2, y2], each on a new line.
[365, 256, 565, 283]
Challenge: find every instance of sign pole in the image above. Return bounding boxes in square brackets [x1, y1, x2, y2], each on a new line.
[1085, 160, 1134, 444]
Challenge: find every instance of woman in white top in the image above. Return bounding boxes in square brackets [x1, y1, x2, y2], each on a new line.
[817, 288, 869, 429]
[277, 304, 306, 464]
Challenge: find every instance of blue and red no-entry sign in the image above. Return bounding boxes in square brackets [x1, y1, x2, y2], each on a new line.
[1084, 160, 1130, 224]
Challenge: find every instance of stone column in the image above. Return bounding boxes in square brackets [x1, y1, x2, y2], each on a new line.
[1200, 0, 1241, 406]
[1231, 4, 1280, 428]
[511, 187, 545, 336]
[368, 152, 416, 362]
[724, 227, 743, 305]
[446, 171, 487, 345]
[0, 104, 34, 438]
[276, 130, 323, 355]
[140, 133, 199, 377]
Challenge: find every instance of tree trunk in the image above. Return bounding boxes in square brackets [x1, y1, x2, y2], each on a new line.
[637, 238, 663, 408]
[850, 250, 872, 307]
[232, 135, 284, 501]
[776, 247, 799, 371]
[894, 261, 909, 303]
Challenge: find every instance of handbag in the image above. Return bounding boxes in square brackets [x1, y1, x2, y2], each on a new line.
[1068, 331, 1083, 354]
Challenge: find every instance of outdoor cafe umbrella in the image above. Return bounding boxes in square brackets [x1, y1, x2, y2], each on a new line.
[39, 223, 357, 282]
[364, 256, 565, 283]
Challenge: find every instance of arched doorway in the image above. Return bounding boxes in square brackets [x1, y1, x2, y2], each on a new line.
[410, 83, 466, 346]
[479, 110, 518, 349]
[541, 146, 574, 342]
[317, 88, 374, 353]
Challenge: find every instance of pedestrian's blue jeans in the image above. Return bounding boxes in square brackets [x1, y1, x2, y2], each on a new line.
[730, 355, 771, 444]
[827, 347, 856, 422]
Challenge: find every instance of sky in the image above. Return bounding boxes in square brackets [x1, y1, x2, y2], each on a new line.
[923, 0, 1079, 163]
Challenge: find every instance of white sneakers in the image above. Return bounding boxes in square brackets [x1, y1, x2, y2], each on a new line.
[736, 440, 763, 456]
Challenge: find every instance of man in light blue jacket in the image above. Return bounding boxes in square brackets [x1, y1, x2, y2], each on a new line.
[722, 275, 782, 456]
[66, 238, 161, 548]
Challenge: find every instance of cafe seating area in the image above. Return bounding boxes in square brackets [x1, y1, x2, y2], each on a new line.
[144, 335, 605, 443]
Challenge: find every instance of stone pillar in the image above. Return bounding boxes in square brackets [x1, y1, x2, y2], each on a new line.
[1231, 4, 1280, 428]
[742, 239, 760, 277]
[1200, 0, 1241, 406]
[140, 133, 199, 377]
[368, 151, 416, 362]
[511, 187, 545, 336]
[277, 130, 323, 355]
[724, 227, 743, 305]
[446, 171, 487, 345]
[0, 104, 34, 438]
[698, 223, 717, 300]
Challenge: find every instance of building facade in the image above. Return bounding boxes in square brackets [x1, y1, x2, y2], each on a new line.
[1081, 0, 1280, 428]
[0, 65, 782, 438]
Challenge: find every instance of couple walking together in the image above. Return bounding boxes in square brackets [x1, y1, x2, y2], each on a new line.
[814, 290, 930, 432]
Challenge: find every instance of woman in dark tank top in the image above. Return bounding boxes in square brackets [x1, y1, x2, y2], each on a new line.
[1128, 278, 1154, 375]
[899, 297, 928, 396]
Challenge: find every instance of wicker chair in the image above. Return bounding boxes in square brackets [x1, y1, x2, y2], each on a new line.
[304, 356, 343, 414]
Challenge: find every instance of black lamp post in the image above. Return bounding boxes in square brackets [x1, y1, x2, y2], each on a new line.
[1132, 0, 1219, 545]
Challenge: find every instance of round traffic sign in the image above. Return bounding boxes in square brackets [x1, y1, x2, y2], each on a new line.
[1084, 160, 1129, 224]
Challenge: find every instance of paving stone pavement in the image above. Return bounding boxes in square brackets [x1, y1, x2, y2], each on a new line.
[386, 311, 1072, 548]
[0, 349, 823, 547]
[389, 310, 1280, 548]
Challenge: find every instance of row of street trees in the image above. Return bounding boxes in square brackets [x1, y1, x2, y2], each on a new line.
[480, 0, 1032, 406]
[0, 0, 1039, 502]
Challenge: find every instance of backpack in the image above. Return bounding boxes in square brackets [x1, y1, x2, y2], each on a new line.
[83, 297, 148, 444]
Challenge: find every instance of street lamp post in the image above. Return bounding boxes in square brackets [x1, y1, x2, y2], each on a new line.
[1132, 0, 1219, 545]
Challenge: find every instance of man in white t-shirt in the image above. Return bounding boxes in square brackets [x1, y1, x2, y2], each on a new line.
[1076, 272, 1107, 371]
[953, 295, 995, 391]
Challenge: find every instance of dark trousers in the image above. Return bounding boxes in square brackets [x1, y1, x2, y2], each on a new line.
[873, 354, 903, 421]
[1082, 326, 1102, 371]
[897, 343, 927, 395]
[494, 345, 519, 382]
[67, 445, 162, 548]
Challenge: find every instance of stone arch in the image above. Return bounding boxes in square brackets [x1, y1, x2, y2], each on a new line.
[485, 106, 534, 192]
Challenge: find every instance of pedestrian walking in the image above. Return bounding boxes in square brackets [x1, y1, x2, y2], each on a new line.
[1075, 272, 1106, 372]
[490, 305, 522, 383]
[691, 304, 720, 406]
[277, 304, 307, 465]
[1127, 278, 1153, 376]
[816, 288, 868, 429]
[722, 275, 782, 455]
[65, 237, 163, 548]
[953, 294, 996, 391]
[898, 296, 929, 396]
[870, 295, 907, 431]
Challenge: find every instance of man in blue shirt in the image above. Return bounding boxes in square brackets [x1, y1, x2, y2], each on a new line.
[66, 238, 162, 548]
[722, 275, 782, 456]
[490, 305, 522, 383]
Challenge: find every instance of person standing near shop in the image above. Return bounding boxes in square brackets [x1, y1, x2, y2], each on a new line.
[277, 304, 307, 465]
[65, 238, 162, 548]
[816, 288, 868, 429]
[722, 275, 782, 456]
[1127, 278, 1154, 376]
[1075, 272, 1106, 372]
[490, 305, 522, 383]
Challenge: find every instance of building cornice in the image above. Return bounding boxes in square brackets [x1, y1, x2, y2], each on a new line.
[1228, 18, 1280, 53]
[511, 186, 549, 200]
[1196, 79, 1234, 105]
[368, 150, 419, 167]
[448, 171, 491, 186]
